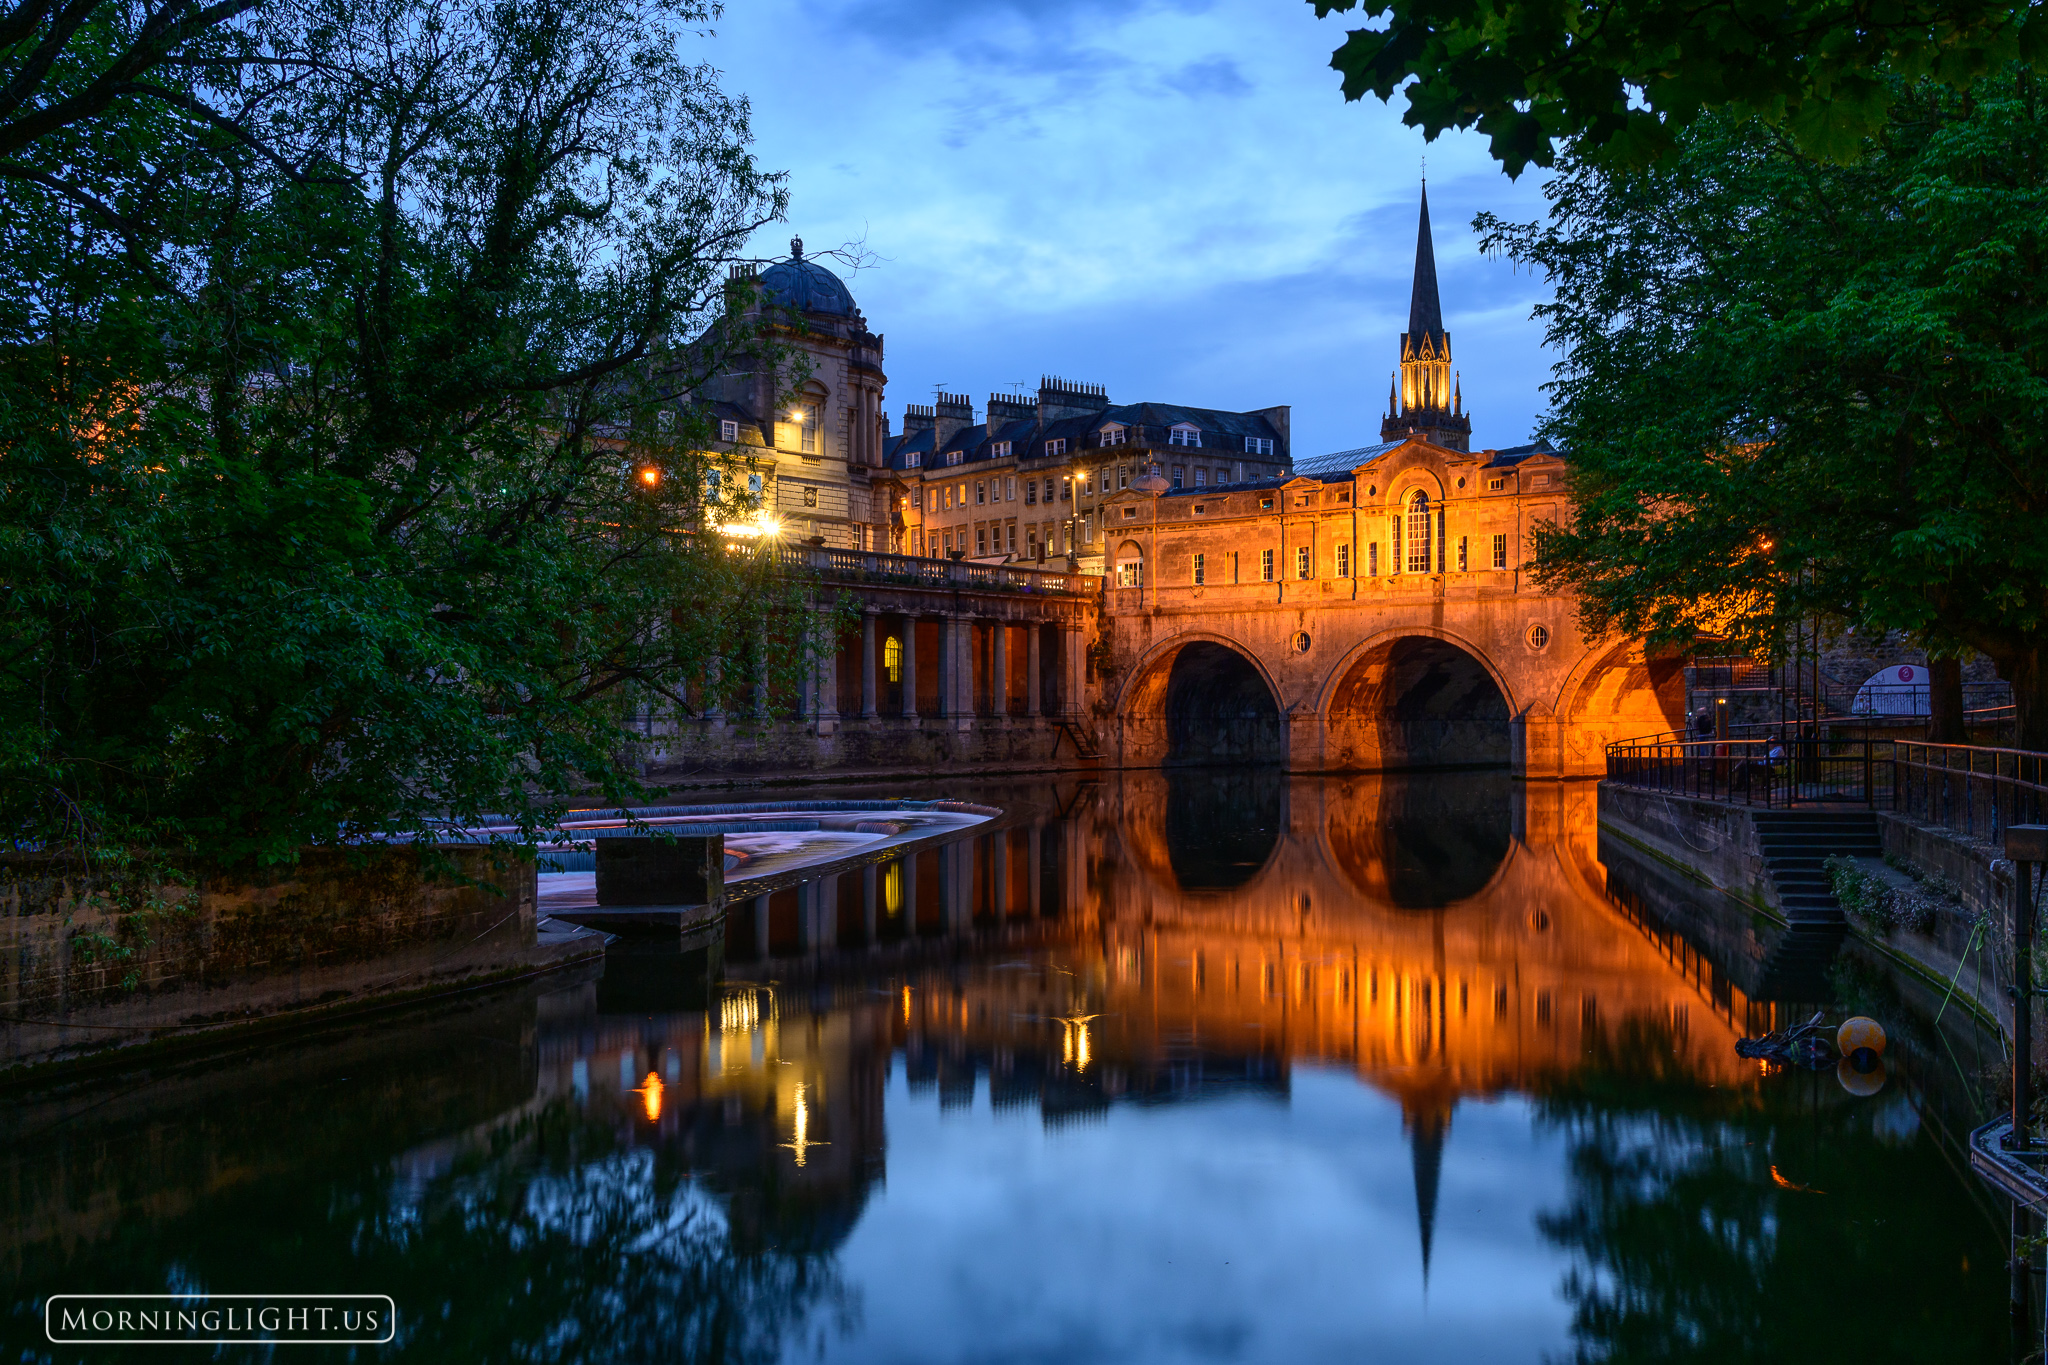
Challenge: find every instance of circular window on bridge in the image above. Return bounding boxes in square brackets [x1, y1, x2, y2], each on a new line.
[1527, 623, 1551, 651]
[1292, 631, 1312, 654]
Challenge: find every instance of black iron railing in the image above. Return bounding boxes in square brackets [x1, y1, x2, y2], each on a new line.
[1606, 735, 2048, 846]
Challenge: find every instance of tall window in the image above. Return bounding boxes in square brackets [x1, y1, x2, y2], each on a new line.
[976, 481, 986, 505]
[1405, 490, 1432, 573]
[1492, 532, 1508, 569]
[1336, 544, 1350, 578]
[1171, 466, 1185, 488]
[1457, 536, 1468, 572]
[1116, 556, 1143, 586]
[1025, 481, 1036, 505]
[976, 528, 987, 555]
[1295, 546, 1311, 579]
[1194, 468, 1207, 487]
[800, 401, 821, 453]
[1006, 477, 1016, 500]
[1193, 552, 1206, 585]
[1368, 543, 1379, 576]
[883, 636, 902, 682]
[1260, 548, 1275, 582]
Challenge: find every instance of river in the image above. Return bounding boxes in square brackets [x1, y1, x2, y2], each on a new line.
[0, 772, 2018, 1362]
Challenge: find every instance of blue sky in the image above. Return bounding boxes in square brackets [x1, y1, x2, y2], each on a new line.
[706, 0, 1555, 459]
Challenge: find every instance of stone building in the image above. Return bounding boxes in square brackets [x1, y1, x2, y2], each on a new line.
[692, 237, 894, 550]
[876, 381, 1293, 574]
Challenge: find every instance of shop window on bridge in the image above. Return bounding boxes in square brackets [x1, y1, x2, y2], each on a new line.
[1192, 552, 1206, 585]
[1492, 532, 1508, 569]
[1457, 535, 1467, 571]
[1368, 542, 1379, 576]
[1405, 490, 1432, 573]
[1336, 544, 1350, 577]
[1295, 546, 1311, 579]
[1260, 548, 1275, 582]
[1115, 543, 1144, 586]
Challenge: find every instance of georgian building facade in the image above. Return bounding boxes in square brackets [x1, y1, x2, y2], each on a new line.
[693, 237, 894, 551]
[878, 381, 1293, 575]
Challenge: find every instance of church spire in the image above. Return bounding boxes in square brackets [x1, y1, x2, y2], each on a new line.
[1380, 181, 1472, 452]
[1408, 184, 1446, 351]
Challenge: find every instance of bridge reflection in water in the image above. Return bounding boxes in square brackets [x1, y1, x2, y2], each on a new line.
[0, 775, 2009, 1362]
[541, 775, 1807, 1282]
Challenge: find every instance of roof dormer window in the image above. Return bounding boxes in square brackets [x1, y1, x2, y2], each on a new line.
[1244, 436, 1274, 455]
[990, 440, 1012, 458]
[1169, 423, 1202, 447]
[944, 450, 963, 467]
[904, 451, 921, 468]
[719, 419, 739, 442]
[1099, 424, 1126, 447]
[1045, 438, 1068, 457]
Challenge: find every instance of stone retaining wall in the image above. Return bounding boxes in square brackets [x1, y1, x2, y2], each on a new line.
[0, 846, 588, 1073]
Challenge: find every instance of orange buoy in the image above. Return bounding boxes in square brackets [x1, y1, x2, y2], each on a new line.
[1837, 1016, 1887, 1056]
[1837, 1054, 1887, 1096]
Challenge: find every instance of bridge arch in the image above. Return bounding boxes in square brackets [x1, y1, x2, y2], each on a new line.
[1311, 771, 1520, 909]
[1116, 632, 1287, 768]
[1551, 637, 1686, 774]
[1317, 627, 1515, 772]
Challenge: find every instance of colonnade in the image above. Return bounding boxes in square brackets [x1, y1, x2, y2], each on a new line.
[795, 609, 1087, 725]
[736, 818, 1086, 962]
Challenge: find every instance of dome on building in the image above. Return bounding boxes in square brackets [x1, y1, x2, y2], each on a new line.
[757, 235, 856, 317]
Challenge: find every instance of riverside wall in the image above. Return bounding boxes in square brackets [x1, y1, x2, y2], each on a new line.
[1597, 782, 2014, 1032]
[0, 846, 594, 1073]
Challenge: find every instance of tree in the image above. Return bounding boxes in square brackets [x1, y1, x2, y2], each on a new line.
[1477, 76, 2048, 747]
[1311, 0, 2047, 174]
[0, 0, 814, 865]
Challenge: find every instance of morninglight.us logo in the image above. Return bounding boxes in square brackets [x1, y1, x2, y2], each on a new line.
[45, 1295, 395, 1345]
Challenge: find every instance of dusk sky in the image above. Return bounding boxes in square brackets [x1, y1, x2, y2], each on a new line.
[707, 0, 1557, 460]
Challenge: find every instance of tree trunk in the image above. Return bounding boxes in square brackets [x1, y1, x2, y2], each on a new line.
[1925, 656, 1966, 743]
[2010, 642, 2048, 754]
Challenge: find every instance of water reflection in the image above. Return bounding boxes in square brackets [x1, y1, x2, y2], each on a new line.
[0, 774, 2017, 1363]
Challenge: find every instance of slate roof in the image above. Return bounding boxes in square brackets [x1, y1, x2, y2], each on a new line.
[1291, 440, 1402, 478]
[758, 238, 857, 317]
[886, 401, 1287, 474]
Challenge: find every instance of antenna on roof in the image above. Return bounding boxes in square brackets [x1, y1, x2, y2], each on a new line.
[1008, 381, 1029, 396]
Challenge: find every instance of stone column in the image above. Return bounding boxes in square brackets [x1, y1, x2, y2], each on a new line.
[859, 610, 878, 718]
[1026, 624, 1043, 716]
[1061, 626, 1086, 715]
[941, 615, 967, 719]
[992, 621, 1009, 718]
[903, 852, 919, 932]
[816, 616, 839, 723]
[901, 616, 920, 721]
[702, 657, 723, 723]
[1028, 824, 1043, 916]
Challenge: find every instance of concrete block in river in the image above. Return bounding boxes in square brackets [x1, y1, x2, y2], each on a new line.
[595, 835, 725, 908]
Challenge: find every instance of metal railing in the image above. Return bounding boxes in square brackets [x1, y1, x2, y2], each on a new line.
[1606, 735, 2048, 846]
[775, 544, 1099, 597]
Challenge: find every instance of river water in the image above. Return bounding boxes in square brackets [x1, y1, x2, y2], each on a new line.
[1, 773, 2020, 1363]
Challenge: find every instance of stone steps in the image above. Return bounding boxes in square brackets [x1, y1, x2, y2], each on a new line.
[1751, 811, 1882, 924]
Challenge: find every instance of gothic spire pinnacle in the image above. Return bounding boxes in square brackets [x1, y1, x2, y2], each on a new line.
[1408, 184, 1446, 351]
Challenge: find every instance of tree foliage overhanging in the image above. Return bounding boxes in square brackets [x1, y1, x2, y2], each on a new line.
[0, 0, 818, 864]
[1479, 73, 2048, 746]
[1312, 0, 2047, 174]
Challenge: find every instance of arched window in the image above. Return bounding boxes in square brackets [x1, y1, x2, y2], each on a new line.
[1405, 490, 1432, 573]
[883, 636, 902, 682]
[1114, 540, 1145, 587]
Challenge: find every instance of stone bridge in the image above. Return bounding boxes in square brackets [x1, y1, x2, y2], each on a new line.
[1094, 436, 1683, 778]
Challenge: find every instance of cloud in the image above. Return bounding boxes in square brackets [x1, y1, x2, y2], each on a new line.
[707, 0, 1556, 455]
